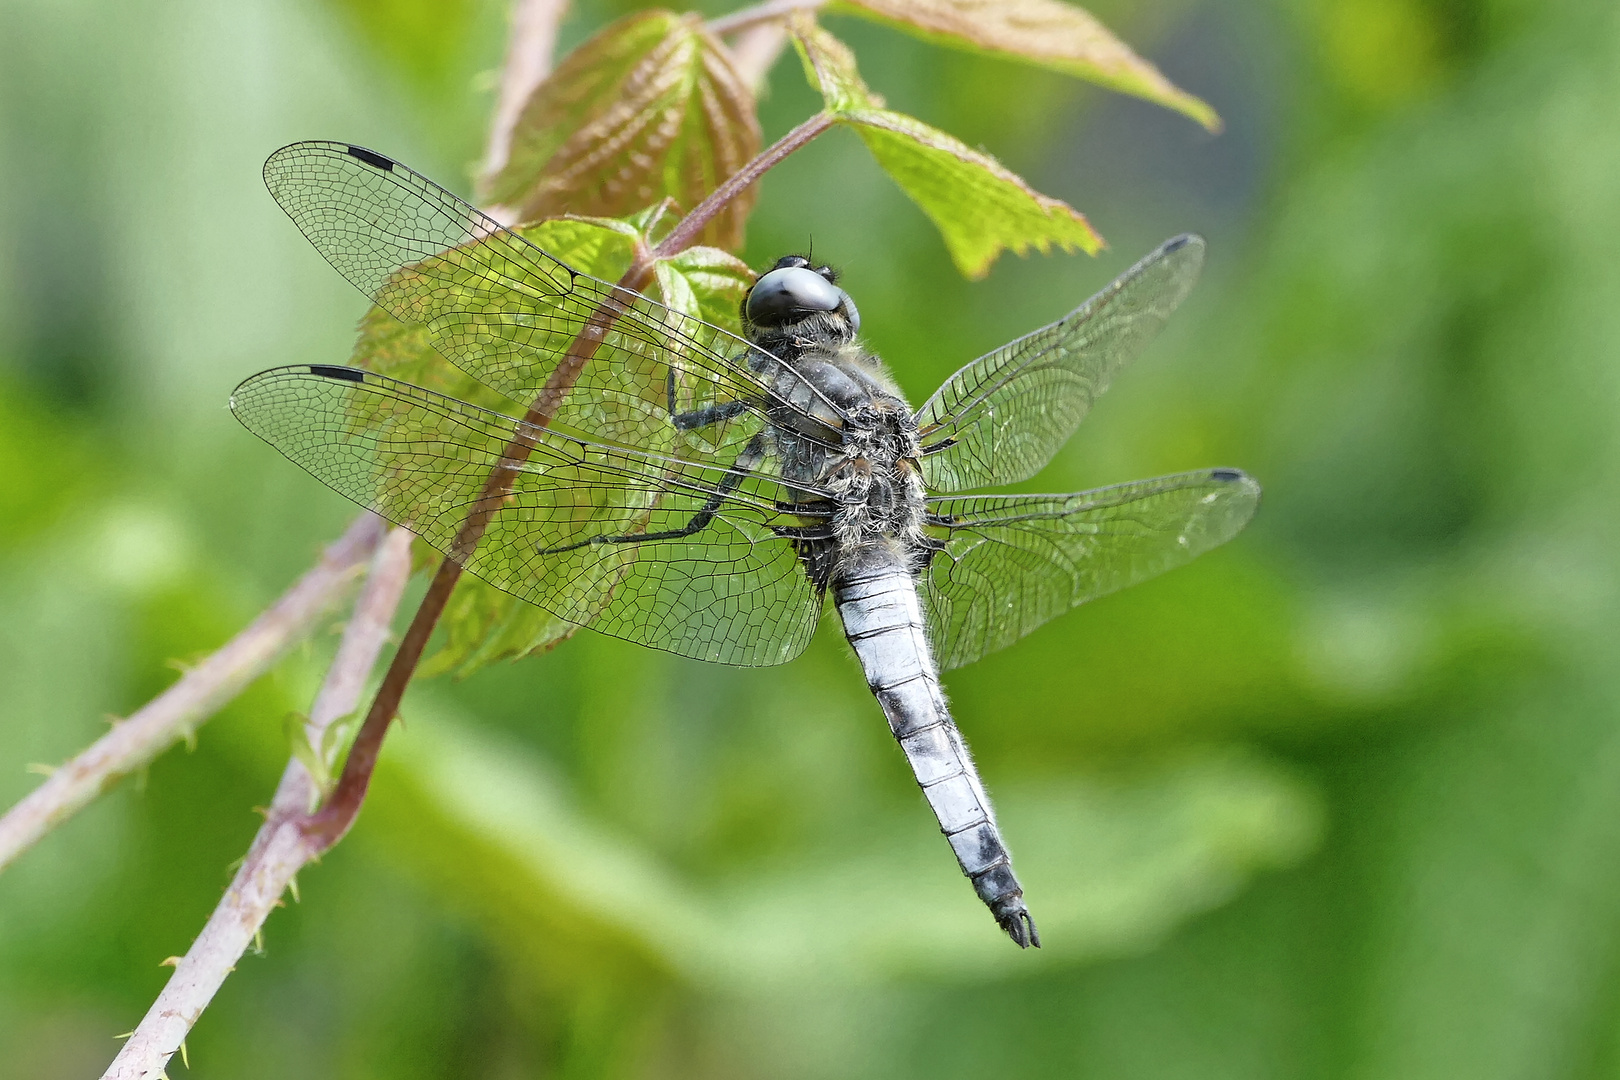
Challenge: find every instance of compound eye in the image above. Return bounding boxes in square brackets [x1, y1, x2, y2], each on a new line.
[747, 266, 844, 326]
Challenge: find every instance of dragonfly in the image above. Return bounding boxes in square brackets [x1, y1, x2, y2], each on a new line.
[233, 141, 1261, 949]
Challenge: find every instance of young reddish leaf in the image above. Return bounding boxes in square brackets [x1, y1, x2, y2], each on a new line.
[791, 15, 1102, 278]
[830, 0, 1221, 131]
[485, 10, 763, 249]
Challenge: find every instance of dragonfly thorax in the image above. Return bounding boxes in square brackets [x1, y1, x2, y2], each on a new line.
[821, 403, 928, 557]
[750, 305, 928, 571]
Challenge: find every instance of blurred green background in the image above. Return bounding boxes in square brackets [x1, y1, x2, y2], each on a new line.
[4, 0, 1620, 1075]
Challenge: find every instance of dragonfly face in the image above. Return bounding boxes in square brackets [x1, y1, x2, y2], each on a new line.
[744, 256, 860, 334]
[233, 141, 1262, 949]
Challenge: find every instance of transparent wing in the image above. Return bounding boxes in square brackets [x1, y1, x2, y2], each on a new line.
[915, 235, 1206, 493]
[231, 365, 829, 667]
[921, 469, 1259, 670]
[262, 140, 842, 458]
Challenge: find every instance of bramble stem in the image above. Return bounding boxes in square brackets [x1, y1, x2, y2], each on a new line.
[102, 527, 416, 1080]
[0, 511, 385, 875]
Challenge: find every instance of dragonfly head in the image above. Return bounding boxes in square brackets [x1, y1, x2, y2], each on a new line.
[744, 255, 861, 340]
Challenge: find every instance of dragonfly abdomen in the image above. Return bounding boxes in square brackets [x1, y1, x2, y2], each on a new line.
[832, 547, 1039, 948]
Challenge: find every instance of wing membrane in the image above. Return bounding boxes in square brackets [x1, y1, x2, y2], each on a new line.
[915, 235, 1206, 493]
[262, 140, 840, 455]
[231, 365, 827, 666]
[921, 469, 1259, 670]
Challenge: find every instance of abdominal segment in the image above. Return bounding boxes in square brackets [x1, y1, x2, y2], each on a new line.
[831, 546, 1039, 948]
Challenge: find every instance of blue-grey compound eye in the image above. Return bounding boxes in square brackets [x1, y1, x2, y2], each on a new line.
[747, 266, 844, 326]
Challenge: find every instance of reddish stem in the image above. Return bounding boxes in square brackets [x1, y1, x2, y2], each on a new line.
[306, 111, 839, 850]
[655, 111, 835, 259]
[304, 262, 658, 849]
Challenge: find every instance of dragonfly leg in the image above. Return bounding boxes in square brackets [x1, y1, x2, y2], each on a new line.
[539, 433, 767, 554]
[771, 523, 835, 540]
[666, 369, 752, 431]
[776, 496, 837, 514]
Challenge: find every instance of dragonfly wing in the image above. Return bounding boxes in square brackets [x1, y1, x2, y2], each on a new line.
[914, 235, 1206, 493]
[921, 469, 1259, 670]
[231, 365, 826, 667]
[262, 141, 837, 454]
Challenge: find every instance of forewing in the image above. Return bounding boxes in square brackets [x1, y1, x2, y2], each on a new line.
[921, 468, 1259, 670]
[915, 235, 1206, 493]
[231, 365, 825, 667]
[262, 140, 835, 455]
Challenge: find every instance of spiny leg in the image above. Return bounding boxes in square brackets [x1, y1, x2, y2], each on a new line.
[667, 369, 752, 431]
[538, 433, 768, 555]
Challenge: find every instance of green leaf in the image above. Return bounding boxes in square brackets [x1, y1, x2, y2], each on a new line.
[420, 580, 582, 680]
[282, 710, 363, 806]
[348, 215, 640, 411]
[317, 710, 362, 781]
[282, 711, 327, 804]
[346, 216, 757, 678]
[653, 246, 754, 332]
[486, 10, 762, 250]
[830, 0, 1221, 131]
[791, 15, 1102, 278]
[846, 108, 1103, 277]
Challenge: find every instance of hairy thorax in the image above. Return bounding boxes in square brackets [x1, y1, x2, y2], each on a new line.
[753, 321, 928, 570]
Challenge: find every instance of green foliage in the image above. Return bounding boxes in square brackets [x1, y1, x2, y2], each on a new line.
[484, 0, 1158, 276]
[349, 213, 752, 675]
[829, 0, 1221, 131]
[9, 0, 1620, 1078]
[791, 14, 1103, 277]
[283, 710, 362, 806]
